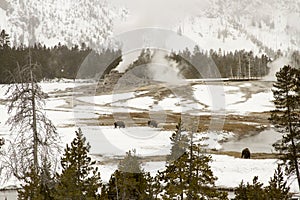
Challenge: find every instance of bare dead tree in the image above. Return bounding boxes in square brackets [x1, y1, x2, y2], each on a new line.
[2, 52, 60, 181]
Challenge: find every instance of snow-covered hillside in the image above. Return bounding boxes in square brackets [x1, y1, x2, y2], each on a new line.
[6, 0, 127, 49]
[4, 0, 299, 56]
[0, 0, 8, 30]
[178, 0, 300, 55]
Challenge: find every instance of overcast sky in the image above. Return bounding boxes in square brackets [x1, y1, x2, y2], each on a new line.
[110, 0, 210, 34]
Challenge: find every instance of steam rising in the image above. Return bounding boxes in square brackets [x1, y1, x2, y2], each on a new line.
[116, 49, 184, 84]
[263, 57, 291, 81]
[148, 50, 183, 84]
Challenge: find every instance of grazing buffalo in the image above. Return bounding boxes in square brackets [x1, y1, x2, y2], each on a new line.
[0, 137, 5, 148]
[114, 121, 125, 128]
[148, 120, 158, 128]
[241, 148, 251, 159]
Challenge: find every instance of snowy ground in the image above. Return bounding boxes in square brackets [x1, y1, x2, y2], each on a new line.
[97, 155, 299, 193]
[0, 80, 299, 195]
[74, 81, 274, 115]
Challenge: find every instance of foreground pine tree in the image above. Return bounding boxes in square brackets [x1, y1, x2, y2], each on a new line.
[234, 176, 266, 200]
[234, 166, 291, 200]
[162, 153, 188, 199]
[106, 150, 149, 200]
[144, 172, 163, 199]
[0, 29, 10, 49]
[162, 120, 188, 199]
[166, 119, 188, 162]
[269, 65, 300, 190]
[54, 128, 101, 199]
[265, 165, 291, 200]
[18, 161, 55, 200]
[161, 120, 228, 200]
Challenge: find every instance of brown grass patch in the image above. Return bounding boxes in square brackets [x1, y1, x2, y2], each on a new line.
[94, 151, 279, 165]
[98, 112, 270, 136]
[209, 150, 280, 159]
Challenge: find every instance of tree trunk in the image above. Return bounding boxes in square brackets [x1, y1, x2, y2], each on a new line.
[179, 168, 183, 200]
[291, 138, 300, 190]
[30, 58, 38, 172]
[286, 86, 300, 190]
[115, 175, 119, 200]
[187, 132, 193, 200]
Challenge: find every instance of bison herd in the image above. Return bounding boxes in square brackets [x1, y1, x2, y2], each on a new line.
[113, 120, 252, 160]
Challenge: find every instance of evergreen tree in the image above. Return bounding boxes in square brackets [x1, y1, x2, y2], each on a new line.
[162, 153, 189, 200]
[291, 51, 300, 68]
[161, 120, 227, 200]
[235, 167, 291, 200]
[106, 150, 148, 200]
[18, 167, 46, 200]
[265, 164, 291, 200]
[54, 128, 101, 199]
[187, 144, 227, 199]
[18, 160, 55, 200]
[269, 65, 300, 190]
[144, 172, 163, 200]
[173, 47, 269, 79]
[0, 36, 122, 83]
[0, 29, 10, 49]
[99, 184, 109, 200]
[163, 120, 188, 199]
[166, 119, 188, 162]
[234, 176, 267, 200]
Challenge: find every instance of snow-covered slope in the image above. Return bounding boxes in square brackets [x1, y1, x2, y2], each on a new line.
[5, 0, 299, 55]
[178, 0, 300, 56]
[6, 0, 127, 49]
[0, 0, 8, 30]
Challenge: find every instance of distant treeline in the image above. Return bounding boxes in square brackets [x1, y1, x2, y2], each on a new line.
[0, 30, 122, 84]
[2, 28, 299, 83]
[170, 46, 271, 79]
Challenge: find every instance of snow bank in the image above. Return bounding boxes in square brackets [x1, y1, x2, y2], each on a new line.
[194, 131, 235, 150]
[78, 92, 135, 106]
[96, 155, 299, 193]
[114, 96, 154, 110]
[226, 92, 274, 114]
[193, 82, 274, 114]
[80, 126, 173, 156]
[211, 155, 277, 188]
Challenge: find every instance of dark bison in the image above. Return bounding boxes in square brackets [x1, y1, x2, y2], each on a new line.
[148, 120, 158, 128]
[114, 121, 125, 128]
[241, 148, 251, 159]
[0, 137, 5, 148]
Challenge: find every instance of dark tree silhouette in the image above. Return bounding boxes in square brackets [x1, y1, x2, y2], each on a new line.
[269, 65, 300, 190]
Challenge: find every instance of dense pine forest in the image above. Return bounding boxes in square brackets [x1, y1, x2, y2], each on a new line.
[169, 47, 271, 79]
[0, 30, 122, 83]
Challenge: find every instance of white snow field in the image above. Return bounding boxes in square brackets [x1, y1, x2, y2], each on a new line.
[96, 156, 299, 193]
[0, 80, 299, 194]
[74, 81, 274, 115]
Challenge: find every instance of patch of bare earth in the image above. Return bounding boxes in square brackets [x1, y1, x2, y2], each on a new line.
[94, 151, 280, 165]
[97, 111, 270, 135]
